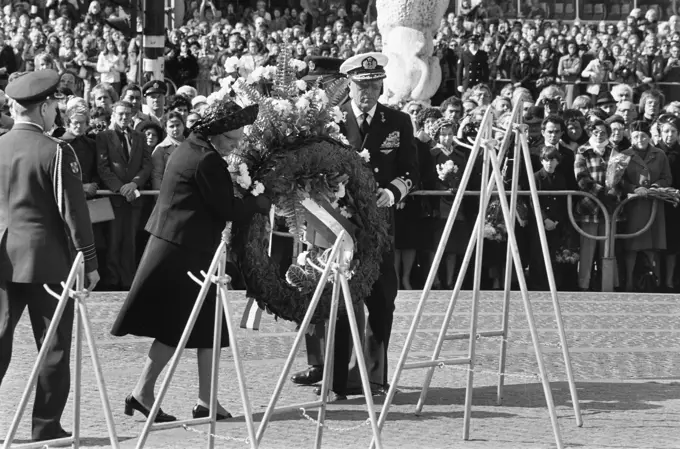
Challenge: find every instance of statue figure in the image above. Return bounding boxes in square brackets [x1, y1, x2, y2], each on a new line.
[376, 0, 449, 104]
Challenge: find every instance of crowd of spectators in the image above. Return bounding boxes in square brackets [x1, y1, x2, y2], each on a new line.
[0, 0, 680, 293]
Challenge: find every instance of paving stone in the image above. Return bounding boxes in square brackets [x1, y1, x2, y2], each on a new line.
[1, 290, 679, 449]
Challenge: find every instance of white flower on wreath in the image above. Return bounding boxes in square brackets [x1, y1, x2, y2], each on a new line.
[251, 180, 265, 196]
[290, 59, 308, 71]
[334, 133, 349, 145]
[295, 96, 311, 111]
[297, 251, 308, 266]
[336, 182, 346, 199]
[229, 162, 252, 189]
[219, 75, 236, 88]
[326, 122, 340, 134]
[272, 98, 293, 114]
[207, 83, 233, 106]
[246, 66, 265, 84]
[224, 56, 241, 73]
[295, 79, 308, 91]
[330, 106, 345, 123]
[262, 66, 277, 80]
[339, 206, 352, 219]
[312, 89, 329, 107]
[358, 149, 370, 163]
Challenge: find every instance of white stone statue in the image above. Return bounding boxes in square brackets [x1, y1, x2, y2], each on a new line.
[376, 0, 449, 104]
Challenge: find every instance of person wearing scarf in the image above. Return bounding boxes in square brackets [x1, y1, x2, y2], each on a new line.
[607, 114, 631, 153]
[111, 98, 269, 422]
[574, 118, 623, 291]
[657, 114, 680, 290]
[151, 111, 186, 190]
[621, 120, 672, 292]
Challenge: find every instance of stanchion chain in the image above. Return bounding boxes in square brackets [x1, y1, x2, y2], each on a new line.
[299, 408, 371, 431]
[437, 362, 546, 382]
[181, 423, 250, 444]
[471, 333, 563, 349]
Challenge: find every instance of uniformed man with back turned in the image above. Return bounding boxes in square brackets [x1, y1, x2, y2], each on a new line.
[0, 69, 99, 443]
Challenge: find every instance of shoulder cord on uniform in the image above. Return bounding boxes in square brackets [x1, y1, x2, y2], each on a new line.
[53, 143, 83, 217]
[54, 144, 63, 216]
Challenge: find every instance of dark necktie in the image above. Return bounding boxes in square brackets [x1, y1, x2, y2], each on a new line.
[119, 130, 131, 159]
[359, 112, 371, 137]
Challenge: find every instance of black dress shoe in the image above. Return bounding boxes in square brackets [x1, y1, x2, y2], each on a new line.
[291, 366, 324, 385]
[33, 428, 71, 442]
[192, 404, 232, 421]
[124, 394, 177, 423]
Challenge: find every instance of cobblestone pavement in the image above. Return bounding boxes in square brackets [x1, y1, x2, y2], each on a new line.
[1, 290, 679, 449]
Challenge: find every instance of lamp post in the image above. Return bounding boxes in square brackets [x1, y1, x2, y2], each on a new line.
[143, 0, 165, 82]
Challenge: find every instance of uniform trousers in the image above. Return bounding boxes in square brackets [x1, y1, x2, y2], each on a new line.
[107, 203, 141, 289]
[304, 322, 326, 366]
[0, 282, 74, 440]
[332, 251, 397, 393]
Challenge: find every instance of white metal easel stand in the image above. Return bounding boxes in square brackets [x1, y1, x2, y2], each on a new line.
[371, 106, 582, 449]
[134, 237, 257, 449]
[3, 252, 119, 449]
[254, 230, 383, 449]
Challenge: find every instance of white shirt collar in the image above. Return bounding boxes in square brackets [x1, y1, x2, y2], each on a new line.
[351, 101, 378, 124]
[14, 120, 44, 132]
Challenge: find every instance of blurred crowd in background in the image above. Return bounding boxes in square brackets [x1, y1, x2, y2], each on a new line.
[0, 0, 678, 293]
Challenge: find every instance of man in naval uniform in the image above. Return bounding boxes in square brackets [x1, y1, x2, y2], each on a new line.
[320, 52, 418, 400]
[0, 69, 100, 442]
[456, 35, 490, 94]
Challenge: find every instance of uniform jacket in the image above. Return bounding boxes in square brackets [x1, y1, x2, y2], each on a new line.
[457, 49, 490, 90]
[0, 123, 97, 282]
[146, 133, 264, 253]
[96, 128, 152, 207]
[339, 101, 419, 205]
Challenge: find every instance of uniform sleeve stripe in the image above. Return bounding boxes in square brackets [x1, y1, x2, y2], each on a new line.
[76, 243, 96, 252]
[390, 178, 410, 199]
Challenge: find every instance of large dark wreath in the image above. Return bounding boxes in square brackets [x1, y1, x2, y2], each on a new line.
[231, 137, 390, 324]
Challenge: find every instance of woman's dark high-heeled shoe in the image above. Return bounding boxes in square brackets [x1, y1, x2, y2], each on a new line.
[124, 394, 177, 423]
[192, 404, 232, 421]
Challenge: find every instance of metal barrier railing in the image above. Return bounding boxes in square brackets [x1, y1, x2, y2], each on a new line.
[94, 189, 658, 292]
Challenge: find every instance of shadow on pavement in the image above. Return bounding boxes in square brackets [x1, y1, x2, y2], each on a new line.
[2, 436, 137, 445]
[398, 381, 680, 412]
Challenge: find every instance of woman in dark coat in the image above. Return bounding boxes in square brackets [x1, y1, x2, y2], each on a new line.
[656, 114, 680, 289]
[621, 120, 672, 291]
[111, 99, 269, 421]
[428, 118, 470, 289]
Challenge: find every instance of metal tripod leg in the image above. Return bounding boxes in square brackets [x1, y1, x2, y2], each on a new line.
[314, 268, 341, 448]
[338, 274, 383, 449]
[255, 237, 343, 445]
[487, 146, 565, 449]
